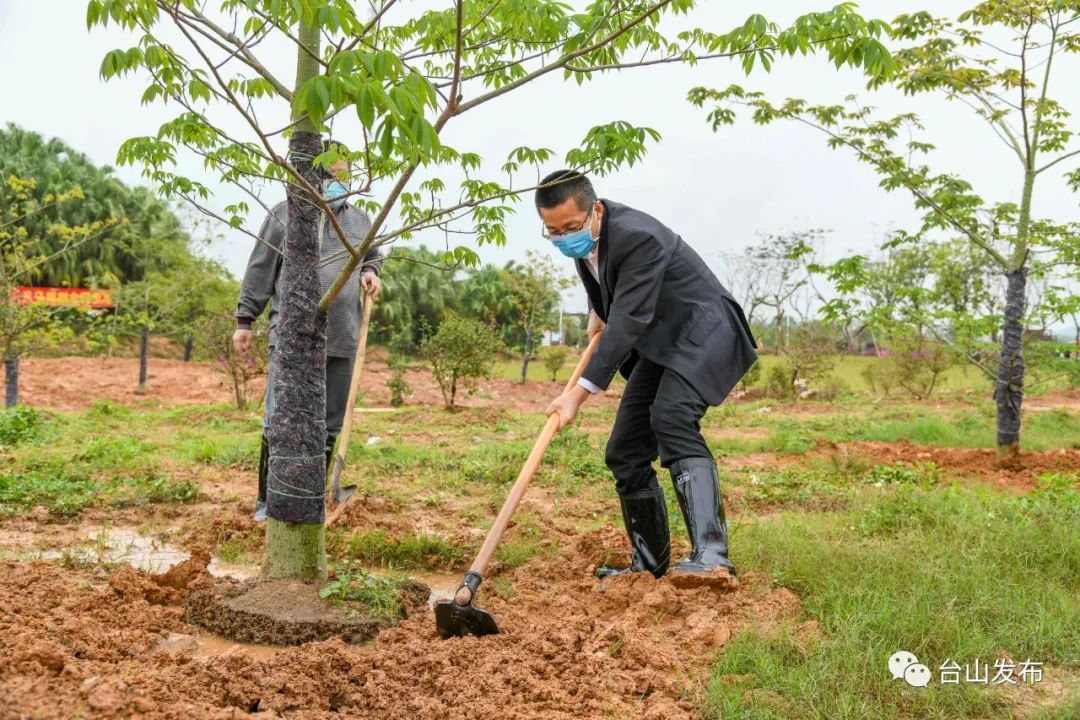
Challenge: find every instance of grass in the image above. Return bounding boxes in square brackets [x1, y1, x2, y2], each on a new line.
[0, 453, 198, 516]
[320, 562, 410, 621]
[702, 402, 1080, 456]
[706, 476, 1080, 720]
[491, 353, 1009, 395]
[179, 433, 259, 468]
[343, 528, 469, 570]
[0, 406, 44, 447]
[2, 372, 1078, 718]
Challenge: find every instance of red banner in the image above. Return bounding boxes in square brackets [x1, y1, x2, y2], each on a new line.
[11, 286, 115, 309]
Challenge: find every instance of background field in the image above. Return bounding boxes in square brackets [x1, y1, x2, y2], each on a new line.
[1, 351, 1077, 719]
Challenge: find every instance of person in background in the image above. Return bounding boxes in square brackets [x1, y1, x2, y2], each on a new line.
[537, 170, 758, 583]
[233, 140, 382, 522]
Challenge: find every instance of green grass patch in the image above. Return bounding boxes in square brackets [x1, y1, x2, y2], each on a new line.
[760, 423, 816, 455]
[0, 457, 199, 516]
[706, 477, 1080, 719]
[344, 528, 468, 570]
[0, 406, 44, 447]
[728, 468, 855, 513]
[178, 433, 259, 468]
[321, 562, 410, 621]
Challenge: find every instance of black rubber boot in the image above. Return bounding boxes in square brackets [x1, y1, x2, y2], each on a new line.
[670, 457, 737, 576]
[254, 435, 270, 522]
[596, 486, 671, 580]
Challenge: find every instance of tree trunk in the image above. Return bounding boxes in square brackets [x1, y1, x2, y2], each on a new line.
[263, 17, 327, 583]
[232, 371, 245, 411]
[4, 354, 18, 407]
[995, 268, 1026, 463]
[520, 330, 532, 384]
[774, 308, 784, 352]
[137, 326, 149, 395]
[183, 335, 194, 362]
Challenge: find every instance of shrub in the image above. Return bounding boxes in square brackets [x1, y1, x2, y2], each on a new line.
[0, 405, 42, 447]
[739, 358, 762, 390]
[780, 322, 837, 395]
[765, 364, 793, 398]
[543, 346, 570, 381]
[861, 359, 895, 396]
[420, 314, 502, 409]
[885, 336, 955, 400]
[196, 310, 269, 410]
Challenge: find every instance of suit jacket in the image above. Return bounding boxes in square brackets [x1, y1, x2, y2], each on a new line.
[577, 200, 758, 406]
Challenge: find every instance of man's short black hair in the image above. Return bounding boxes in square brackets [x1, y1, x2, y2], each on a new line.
[535, 170, 597, 212]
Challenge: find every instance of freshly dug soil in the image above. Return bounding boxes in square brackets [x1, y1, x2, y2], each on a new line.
[0, 527, 806, 719]
[185, 576, 430, 646]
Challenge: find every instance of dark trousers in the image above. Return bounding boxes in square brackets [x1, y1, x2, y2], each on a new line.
[605, 356, 712, 495]
[264, 348, 355, 455]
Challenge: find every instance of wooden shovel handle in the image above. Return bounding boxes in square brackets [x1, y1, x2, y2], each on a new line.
[333, 295, 374, 465]
[465, 332, 602, 577]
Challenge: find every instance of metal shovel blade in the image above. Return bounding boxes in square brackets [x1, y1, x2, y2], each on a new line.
[331, 480, 357, 505]
[328, 455, 357, 506]
[434, 598, 500, 639]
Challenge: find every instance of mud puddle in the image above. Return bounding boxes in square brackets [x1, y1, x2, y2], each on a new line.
[193, 630, 284, 661]
[33, 525, 459, 604]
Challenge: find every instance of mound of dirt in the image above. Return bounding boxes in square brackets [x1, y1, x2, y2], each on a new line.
[0, 529, 806, 719]
[843, 440, 1080, 490]
[185, 576, 430, 646]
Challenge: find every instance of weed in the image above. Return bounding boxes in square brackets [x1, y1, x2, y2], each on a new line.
[320, 563, 409, 621]
[0, 406, 43, 447]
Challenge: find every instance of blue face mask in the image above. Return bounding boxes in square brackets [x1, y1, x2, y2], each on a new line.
[549, 212, 597, 258]
[324, 180, 349, 210]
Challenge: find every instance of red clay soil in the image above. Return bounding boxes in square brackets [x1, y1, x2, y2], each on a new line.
[0, 527, 808, 720]
[838, 440, 1080, 490]
[719, 439, 1080, 493]
[18, 355, 620, 413]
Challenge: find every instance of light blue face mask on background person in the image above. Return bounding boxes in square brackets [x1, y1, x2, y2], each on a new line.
[549, 211, 596, 258]
[324, 180, 350, 210]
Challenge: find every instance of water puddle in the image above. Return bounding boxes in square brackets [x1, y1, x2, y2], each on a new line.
[12, 525, 458, 604]
[408, 570, 458, 608]
[193, 631, 284, 662]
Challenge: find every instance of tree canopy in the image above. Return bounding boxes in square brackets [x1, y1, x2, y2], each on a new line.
[0, 124, 198, 288]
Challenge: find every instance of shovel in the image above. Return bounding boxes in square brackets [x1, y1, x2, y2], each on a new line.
[435, 332, 603, 639]
[326, 290, 375, 513]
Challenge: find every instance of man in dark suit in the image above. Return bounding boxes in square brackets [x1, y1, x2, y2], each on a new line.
[539, 170, 757, 583]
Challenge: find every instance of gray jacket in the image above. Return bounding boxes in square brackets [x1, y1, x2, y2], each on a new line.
[236, 200, 382, 358]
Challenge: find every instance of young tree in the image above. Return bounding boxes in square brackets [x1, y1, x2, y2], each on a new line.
[738, 231, 821, 351]
[503, 251, 571, 383]
[694, 2, 1080, 459]
[421, 314, 501, 409]
[115, 263, 235, 393]
[544, 346, 570, 382]
[197, 309, 270, 410]
[90, 0, 893, 581]
[0, 177, 117, 405]
[0, 125, 194, 288]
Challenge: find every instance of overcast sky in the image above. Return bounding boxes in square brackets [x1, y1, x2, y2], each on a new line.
[1, 1, 1078, 319]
